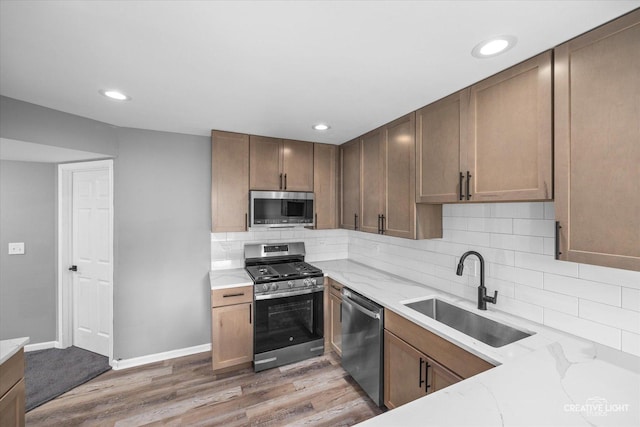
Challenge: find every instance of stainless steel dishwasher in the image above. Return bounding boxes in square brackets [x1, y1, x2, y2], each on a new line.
[341, 287, 384, 406]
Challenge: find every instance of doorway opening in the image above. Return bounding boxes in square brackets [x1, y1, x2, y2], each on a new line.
[58, 160, 114, 363]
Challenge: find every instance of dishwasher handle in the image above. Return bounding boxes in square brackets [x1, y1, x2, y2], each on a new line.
[342, 291, 381, 320]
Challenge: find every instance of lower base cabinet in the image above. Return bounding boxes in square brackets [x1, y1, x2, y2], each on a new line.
[384, 309, 494, 408]
[384, 331, 462, 408]
[0, 349, 25, 427]
[211, 286, 253, 373]
[329, 281, 343, 356]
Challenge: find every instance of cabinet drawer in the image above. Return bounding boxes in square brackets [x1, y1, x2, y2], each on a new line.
[328, 279, 343, 298]
[385, 309, 494, 379]
[0, 349, 24, 398]
[211, 286, 253, 307]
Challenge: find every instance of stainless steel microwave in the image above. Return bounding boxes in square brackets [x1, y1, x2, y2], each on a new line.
[249, 191, 314, 228]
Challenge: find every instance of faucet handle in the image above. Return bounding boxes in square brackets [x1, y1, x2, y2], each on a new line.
[485, 290, 498, 304]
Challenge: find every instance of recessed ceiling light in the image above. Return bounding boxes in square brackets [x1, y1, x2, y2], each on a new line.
[471, 35, 517, 58]
[99, 89, 131, 101]
[313, 123, 330, 131]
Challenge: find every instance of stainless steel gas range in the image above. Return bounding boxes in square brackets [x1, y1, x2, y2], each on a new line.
[244, 242, 324, 372]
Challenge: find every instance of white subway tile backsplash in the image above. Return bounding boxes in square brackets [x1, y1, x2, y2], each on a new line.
[515, 285, 579, 316]
[494, 295, 544, 323]
[513, 219, 555, 237]
[544, 309, 621, 349]
[212, 201, 638, 356]
[543, 202, 555, 220]
[578, 264, 640, 290]
[491, 202, 544, 219]
[579, 300, 640, 334]
[490, 233, 544, 254]
[621, 331, 640, 357]
[515, 253, 579, 277]
[544, 273, 621, 307]
[622, 288, 640, 312]
[467, 217, 513, 234]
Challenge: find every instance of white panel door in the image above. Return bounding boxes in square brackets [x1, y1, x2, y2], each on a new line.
[72, 169, 112, 356]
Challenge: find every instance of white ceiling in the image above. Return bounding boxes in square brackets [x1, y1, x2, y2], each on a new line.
[1, 1, 638, 145]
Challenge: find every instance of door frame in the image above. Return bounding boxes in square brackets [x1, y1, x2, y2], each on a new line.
[57, 159, 114, 363]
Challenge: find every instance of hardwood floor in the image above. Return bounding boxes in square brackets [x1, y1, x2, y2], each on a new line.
[26, 351, 384, 426]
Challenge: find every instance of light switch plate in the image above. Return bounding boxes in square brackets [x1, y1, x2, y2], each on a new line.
[8, 242, 25, 255]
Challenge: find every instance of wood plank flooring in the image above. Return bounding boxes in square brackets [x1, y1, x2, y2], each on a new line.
[26, 351, 384, 426]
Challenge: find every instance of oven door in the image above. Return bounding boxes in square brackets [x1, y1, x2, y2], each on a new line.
[254, 288, 323, 355]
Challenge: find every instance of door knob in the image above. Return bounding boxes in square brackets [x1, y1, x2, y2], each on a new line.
[69, 265, 78, 272]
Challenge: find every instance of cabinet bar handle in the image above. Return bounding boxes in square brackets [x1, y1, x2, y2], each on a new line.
[315, 213, 318, 230]
[245, 213, 248, 231]
[466, 171, 472, 200]
[381, 214, 385, 234]
[279, 173, 283, 189]
[284, 173, 287, 190]
[331, 285, 341, 291]
[354, 214, 359, 230]
[555, 221, 562, 260]
[339, 302, 342, 322]
[419, 357, 425, 387]
[223, 293, 244, 298]
[425, 363, 431, 392]
[459, 172, 465, 201]
[249, 303, 252, 324]
[377, 214, 382, 234]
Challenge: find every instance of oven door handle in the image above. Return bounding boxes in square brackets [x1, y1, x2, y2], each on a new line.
[254, 287, 323, 300]
[342, 294, 381, 319]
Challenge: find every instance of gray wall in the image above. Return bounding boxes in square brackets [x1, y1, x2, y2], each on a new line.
[0, 160, 56, 342]
[0, 96, 118, 157]
[0, 98, 212, 360]
[113, 128, 211, 359]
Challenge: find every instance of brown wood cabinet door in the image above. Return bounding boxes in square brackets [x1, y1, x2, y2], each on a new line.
[0, 379, 25, 427]
[384, 330, 428, 409]
[428, 358, 462, 394]
[466, 51, 553, 202]
[211, 303, 253, 372]
[282, 139, 314, 191]
[249, 135, 282, 190]
[360, 129, 384, 234]
[329, 292, 342, 356]
[384, 113, 416, 238]
[555, 10, 640, 271]
[314, 143, 338, 229]
[340, 138, 361, 230]
[416, 90, 466, 203]
[211, 131, 249, 232]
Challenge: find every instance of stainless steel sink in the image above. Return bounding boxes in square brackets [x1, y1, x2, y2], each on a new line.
[404, 298, 533, 347]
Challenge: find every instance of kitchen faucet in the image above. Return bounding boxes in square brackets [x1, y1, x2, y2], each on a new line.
[456, 251, 497, 310]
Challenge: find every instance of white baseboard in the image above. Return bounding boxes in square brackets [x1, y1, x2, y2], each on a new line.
[25, 341, 61, 352]
[111, 343, 212, 370]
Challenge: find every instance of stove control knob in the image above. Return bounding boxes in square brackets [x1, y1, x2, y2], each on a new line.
[303, 278, 311, 287]
[310, 278, 317, 286]
[288, 281, 294, 289]
[262, 283, 269, 292]
[270, 283, 279, 292]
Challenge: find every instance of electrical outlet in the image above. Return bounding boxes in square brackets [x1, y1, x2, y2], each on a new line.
[8, 242, 25, 255]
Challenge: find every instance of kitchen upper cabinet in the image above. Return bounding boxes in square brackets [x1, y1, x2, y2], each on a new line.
[416, 90, 466, 203]
[211, 131, 249, 232]
[416, 51, 552, 203]
[360, 128, 385, 234]
[467, 51, 552, 202]
[352, 113, 442, 239]
[555, 10, 640, 272]
[211, 286, 253, 373]
[313, 143, 339, 229]
[249, 136, 314, 191]
[340, 138, 361, 230]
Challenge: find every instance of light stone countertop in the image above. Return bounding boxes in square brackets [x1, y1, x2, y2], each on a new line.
[209, 269, 253, 290]
[209, 260, 640, 426]
[0, 337, 29, 364]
